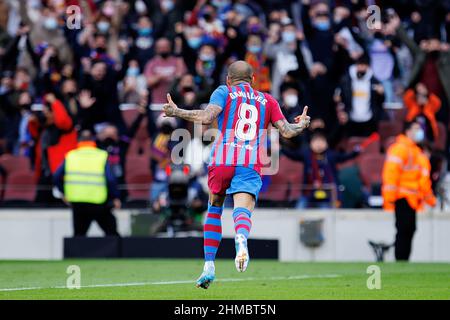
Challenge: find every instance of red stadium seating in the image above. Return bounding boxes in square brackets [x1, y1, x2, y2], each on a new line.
[121, 108, 140, 128]
[0, 155, 31, 174]
[3, 171, 36, 202]
[127, 138, 151, 157]
[346, 136, 380, 154]
[435, 122, 447, 151]
[357, 153, 386, 189]
[125, 154, 151, 177]
[259, 155, 303, 202]
[378, 121, 403, 147]
[126, 173, 152, 202]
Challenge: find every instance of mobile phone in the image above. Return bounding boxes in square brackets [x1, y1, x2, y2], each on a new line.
[31, 103, 44, 112]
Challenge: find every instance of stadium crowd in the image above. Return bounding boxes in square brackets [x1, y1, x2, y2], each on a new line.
[0, 0, 449, 209]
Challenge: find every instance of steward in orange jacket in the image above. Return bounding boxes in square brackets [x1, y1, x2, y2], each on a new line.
[381, 121, 436, 261]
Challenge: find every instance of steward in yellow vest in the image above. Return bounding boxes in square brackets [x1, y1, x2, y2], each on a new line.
[53, 131, 120, 236]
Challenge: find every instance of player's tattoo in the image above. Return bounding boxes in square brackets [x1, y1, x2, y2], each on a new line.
[163, 93, 222, 124]
[173, 105, 222, 124]
[273, 106, 310, 138]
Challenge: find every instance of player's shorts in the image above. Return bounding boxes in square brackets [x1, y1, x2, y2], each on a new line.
[207, 165, 262, 201]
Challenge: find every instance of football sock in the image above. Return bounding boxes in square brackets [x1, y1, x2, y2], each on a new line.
[233, 207, 252, 239]
[203, 204, 223, 262]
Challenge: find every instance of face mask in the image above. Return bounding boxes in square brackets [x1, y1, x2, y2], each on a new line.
[65, 92, 77, 98]
[135, 0, 147, 14]
[44, 17, 58, 30]
[356, 71, 366, 79]
[187, 37, 202, 49]
[19, 103, 31, 111]
[212, 0, 230, 9]
[413, 128, 425, 143]
[282, 31, 296, 43]
[203, 13, 213, 22]
[127, 67, 140, 77]
[161, 0, 174, 12]
[97, 21, 110, 33]
[161, 123, 173, 134]
[247, 45, 262, 54]
[199, 53, 215, 62]
[284, 94, 298, 108]
[313, 20, 330, 31]
[160, 52, 170, 59]
[138, 27, 152, 37]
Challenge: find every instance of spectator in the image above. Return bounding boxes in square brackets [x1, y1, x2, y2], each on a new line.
[388, 13, 450, 126]
[144, 37, 187, 104]
[338, 56, 385, 137]
[404, 83, 441, 143]
[282, 129, 361, 208]
[28, 93, 77, 202]
[244, 33, 271, 92]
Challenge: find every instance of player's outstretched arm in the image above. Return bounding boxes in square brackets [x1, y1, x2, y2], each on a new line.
[163, 93, 222, 124]
[274, 106, 311, 139]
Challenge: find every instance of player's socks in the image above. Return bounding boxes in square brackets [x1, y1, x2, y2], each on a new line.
[232, 207, 252, 238]
[233, 207, 252, 272]
[203, 204, 223, 262]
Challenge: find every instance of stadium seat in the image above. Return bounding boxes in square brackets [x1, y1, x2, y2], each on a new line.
[346, 136, 380, 154]
[0, 155, 31, 174]
[0, 174, 4, 201]
[378, 121, 402, 146]
[127, 138, 151, 157]
[357, 153, 386, 189]
[383, 136, 397, 152]
[259, 155, 303, 203]
[126, 173, 152, 202]
[125, 154, 151, 177]
[3, 171, 36, 202]
[134, 118, 149, 141]
[121, 108, 140, 128]
[435, 122, 447, 151]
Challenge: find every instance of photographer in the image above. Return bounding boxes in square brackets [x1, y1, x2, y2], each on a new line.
[28, 93, 77, 202]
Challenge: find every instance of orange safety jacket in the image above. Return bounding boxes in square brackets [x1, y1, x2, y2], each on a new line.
[381, 134, 434, 211]
[417, 152, 437, 211]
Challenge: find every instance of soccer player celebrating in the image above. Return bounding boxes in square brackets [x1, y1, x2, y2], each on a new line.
[163, 61, 310, 289]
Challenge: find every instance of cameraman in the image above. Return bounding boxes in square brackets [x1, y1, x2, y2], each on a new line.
[28, 93, 77, 202]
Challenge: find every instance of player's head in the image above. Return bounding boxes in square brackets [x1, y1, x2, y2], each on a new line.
[226, 60, 254, 86]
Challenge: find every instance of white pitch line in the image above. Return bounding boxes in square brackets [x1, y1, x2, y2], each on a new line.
[0, 274, 341, 292]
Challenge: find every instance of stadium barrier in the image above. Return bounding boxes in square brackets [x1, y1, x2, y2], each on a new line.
[0, 208, 449, 262]
[63, 237, 278, 259]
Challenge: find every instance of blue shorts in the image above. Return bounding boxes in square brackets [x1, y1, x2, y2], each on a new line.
[207, 166, 262, 201]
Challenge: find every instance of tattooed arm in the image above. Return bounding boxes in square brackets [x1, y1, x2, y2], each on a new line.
[163, 93, 222, 124]
[273, 106, 311, 138]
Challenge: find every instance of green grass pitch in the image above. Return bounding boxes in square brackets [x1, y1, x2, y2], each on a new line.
[0, 259, 449, 299]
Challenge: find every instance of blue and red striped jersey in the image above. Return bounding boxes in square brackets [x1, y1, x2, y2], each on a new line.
[208, 82, 285, 174]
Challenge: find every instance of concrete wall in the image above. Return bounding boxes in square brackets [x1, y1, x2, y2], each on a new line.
[0, 208, 449, 262]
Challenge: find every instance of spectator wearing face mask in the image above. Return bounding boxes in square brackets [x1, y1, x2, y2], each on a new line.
[387, 13, 450, 126]
[18, 1, 72, 66]
[404, 83, 441, 143]
[150, 114, 177, 204]
[264, 22, 309, 99]
[123, 15, 163, 71]
[338, 55, 385, 137]
[282, 128, 361, 208]
[245, 34, 271, 92]
[144, 38, 187, 104]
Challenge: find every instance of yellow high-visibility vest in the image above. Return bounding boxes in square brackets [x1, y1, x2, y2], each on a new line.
[64, 147, 108, 204]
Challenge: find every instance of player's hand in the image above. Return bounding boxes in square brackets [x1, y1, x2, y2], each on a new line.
[294, 106, 311, 130]
[163, 93, 178, 117]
